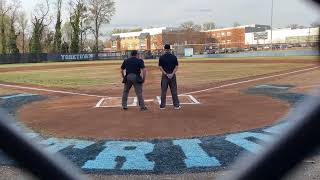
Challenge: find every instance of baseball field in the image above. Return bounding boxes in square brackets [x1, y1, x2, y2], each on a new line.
[0, 56, 319, 177]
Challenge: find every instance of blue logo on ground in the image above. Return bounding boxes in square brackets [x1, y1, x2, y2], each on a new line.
[0, 93, 46, 115]
[0, 123, 289, 174]
[0, 94, 37, 100]
[245, 84, 307, 106]
[0, 86, 310, 174]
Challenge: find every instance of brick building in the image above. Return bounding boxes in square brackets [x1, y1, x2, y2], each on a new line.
[110, 27, 166, 52]
[205, 24, 270, 49]
[109, 27, 216, 55]
[162, 28, 217, 55]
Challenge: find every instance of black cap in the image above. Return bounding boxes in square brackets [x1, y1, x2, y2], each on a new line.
[131, 50, 138, 56]
[164, 44, 171, 50]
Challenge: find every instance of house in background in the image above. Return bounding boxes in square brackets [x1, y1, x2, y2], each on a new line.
[110, 35, 121, 51]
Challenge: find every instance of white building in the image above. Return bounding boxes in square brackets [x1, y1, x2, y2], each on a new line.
[245, 27, 319, 45]
[112, 27, 167, 38]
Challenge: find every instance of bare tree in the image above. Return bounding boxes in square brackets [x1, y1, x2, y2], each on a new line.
[30, 0, 51, 54]
[80, 11, 90, 52]
[67, 0, 74, 44]
[87, 0, 115, 53]
[43, 27, 55, 53]
[70, 0, 87, 53]
[0, 0, 11, 54]
[180, 21, 202, 31]
[17, 11, 28, 53]
[203, 22, 216, 31]
[180, 21, 195, 29]
[53, 0, 63, 53]
[233, 22, 241, 27]
[193, 24, 202, 31]
[62, 22, 72, 44]
[8, 0, 20, 24]
[287, 24, 299, 29]
[8, 0, 21, 54]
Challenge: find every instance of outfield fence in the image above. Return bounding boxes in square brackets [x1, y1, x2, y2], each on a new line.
[0, 49, 319, 64]
[0, 54, 48, 64]
[0, 52, 128, 64]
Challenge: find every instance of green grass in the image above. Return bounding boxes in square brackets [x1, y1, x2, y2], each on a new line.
[0, 66, 121, 90]
[177, 63, 309, 86]
[0, 60, 122, 68]
[0, 61, 311, 91]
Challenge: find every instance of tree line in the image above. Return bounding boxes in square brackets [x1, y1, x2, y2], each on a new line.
[179, 21, 319, 31]
[178, 21, 245, 31]
[0, 0, 115, 55]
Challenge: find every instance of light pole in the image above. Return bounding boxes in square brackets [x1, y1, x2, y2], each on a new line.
[270, 0, 274, 50]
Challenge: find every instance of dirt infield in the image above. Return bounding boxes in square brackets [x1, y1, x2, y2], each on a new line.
[15, 68, 319, 139]
[16, 89, 289, 139]
[0, 57, 316, 140]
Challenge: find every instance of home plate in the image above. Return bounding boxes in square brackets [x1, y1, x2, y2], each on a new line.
[156, 95, 200, 105]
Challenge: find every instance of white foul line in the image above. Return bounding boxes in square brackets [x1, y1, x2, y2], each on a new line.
[182, 66, 320, 95]
[0, 83, 106, 98]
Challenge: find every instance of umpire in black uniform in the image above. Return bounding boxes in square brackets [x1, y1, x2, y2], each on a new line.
[121, 50, 148, 111]
[159, 44, 181, 109]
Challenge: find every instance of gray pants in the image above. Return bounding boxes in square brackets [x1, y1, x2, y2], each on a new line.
[160, 74, 180, 108]
[122, 73, 145, 109]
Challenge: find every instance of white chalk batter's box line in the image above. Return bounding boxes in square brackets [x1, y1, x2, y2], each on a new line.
[95, 97, 138, 108]
[156, 95, 201, 105]
[95, 95, 201, 108]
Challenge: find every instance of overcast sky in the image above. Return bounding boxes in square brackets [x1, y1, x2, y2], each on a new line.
[22, 0, 319, 31]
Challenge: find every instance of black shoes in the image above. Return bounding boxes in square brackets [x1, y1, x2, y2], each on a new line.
[160, 106, 181, 110]
[123, 107, 148, 111]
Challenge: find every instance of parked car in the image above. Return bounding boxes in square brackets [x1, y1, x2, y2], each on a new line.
[280, 44, 288, 49]
[287, 44, 294, 48]
[249, 46, 258, 51]
[263, 46, 270, 50]
[272, 45, 281, 50]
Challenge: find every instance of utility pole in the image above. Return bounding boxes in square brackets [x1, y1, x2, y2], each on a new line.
[308, 27, 311, 47]
[270, 0, 274, 50]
